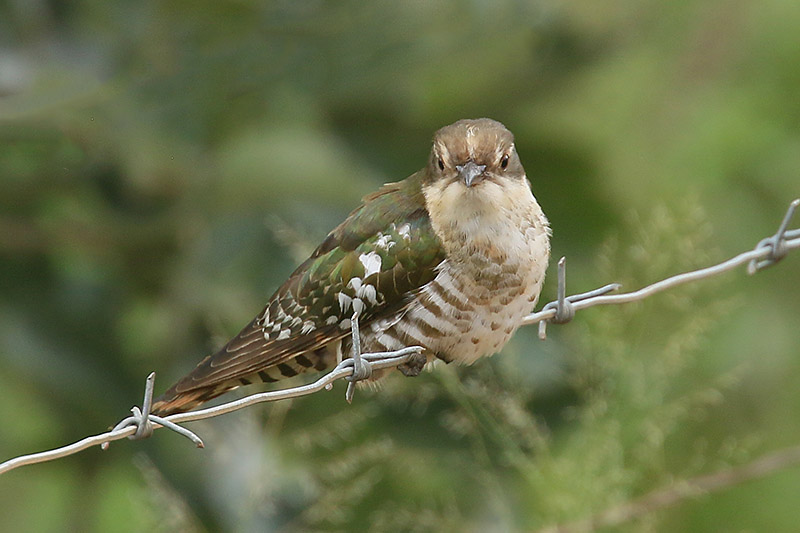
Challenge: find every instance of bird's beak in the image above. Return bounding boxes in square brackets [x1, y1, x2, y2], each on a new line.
[456, 161, 487, 188]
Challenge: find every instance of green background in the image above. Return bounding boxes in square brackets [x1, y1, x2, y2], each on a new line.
[2, 1, 799, 531]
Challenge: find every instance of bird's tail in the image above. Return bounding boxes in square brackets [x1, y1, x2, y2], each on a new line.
[151, 381, 236, 416]
[150, 350, 335, 416]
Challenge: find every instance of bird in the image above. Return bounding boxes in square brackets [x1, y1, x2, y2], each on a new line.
[151, 118, 551, 415]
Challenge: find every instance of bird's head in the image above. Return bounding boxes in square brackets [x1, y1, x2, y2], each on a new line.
[421, 118, 541, 251]
[426, 118, 524, 189]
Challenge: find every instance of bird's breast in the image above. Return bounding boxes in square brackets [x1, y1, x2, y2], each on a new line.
[418, 222, 549, 364]
[364, 198, 550, 365]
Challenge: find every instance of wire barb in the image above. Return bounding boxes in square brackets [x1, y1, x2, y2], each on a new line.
[553, 257, 574, 323]
[345, 309, 373, 403]
[748, 198, 800, 274]
[101, 372, 204, 450]
[538, 257, 621, 339]
[134, 371, 155, 439]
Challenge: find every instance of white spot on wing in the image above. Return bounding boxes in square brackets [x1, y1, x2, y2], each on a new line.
[356, 283, 378, 305]
[337, 292, 352, 312]
[352, 298, 365, 314]
[325, 315, 338, 325]
[347, 277, 362, 291]
[276, 329, 291, 340]
[359, 251, 382, 278]
[301, 320, 315, 334]
[396, 223, 411, 241]
[339, 318, 351, 330]
[375, 232, 395, 251]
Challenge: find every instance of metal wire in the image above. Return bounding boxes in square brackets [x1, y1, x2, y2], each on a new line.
[0, 348, 422, 474]
[527, 199, 800, 337]
[0, 199, 797, 476]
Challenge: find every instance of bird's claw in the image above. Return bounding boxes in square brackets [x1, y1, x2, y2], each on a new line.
[398, 352, 427, 376]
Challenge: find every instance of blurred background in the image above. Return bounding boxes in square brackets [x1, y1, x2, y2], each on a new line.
[1, 1, 799, 531]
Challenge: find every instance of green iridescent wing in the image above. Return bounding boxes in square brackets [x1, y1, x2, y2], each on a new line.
[164, 172, 445, 394]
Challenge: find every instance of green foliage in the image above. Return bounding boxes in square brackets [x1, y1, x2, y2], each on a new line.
[2, 1, 800, 532]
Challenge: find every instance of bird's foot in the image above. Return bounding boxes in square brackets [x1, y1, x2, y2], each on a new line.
[398, 352, 427, 377]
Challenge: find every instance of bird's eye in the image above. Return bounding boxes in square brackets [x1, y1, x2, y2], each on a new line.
[438, 158, 445, 171]
[501, 154, 509, 169]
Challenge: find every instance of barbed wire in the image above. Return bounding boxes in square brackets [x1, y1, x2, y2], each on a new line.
[0, 199, 798, 482]
[527, 198, 800, 337]
[0, 347, 425, 474]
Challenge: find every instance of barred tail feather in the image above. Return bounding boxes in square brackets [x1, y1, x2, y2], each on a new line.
[151, 382, 238, 416]
[151, 346, 338, 415]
